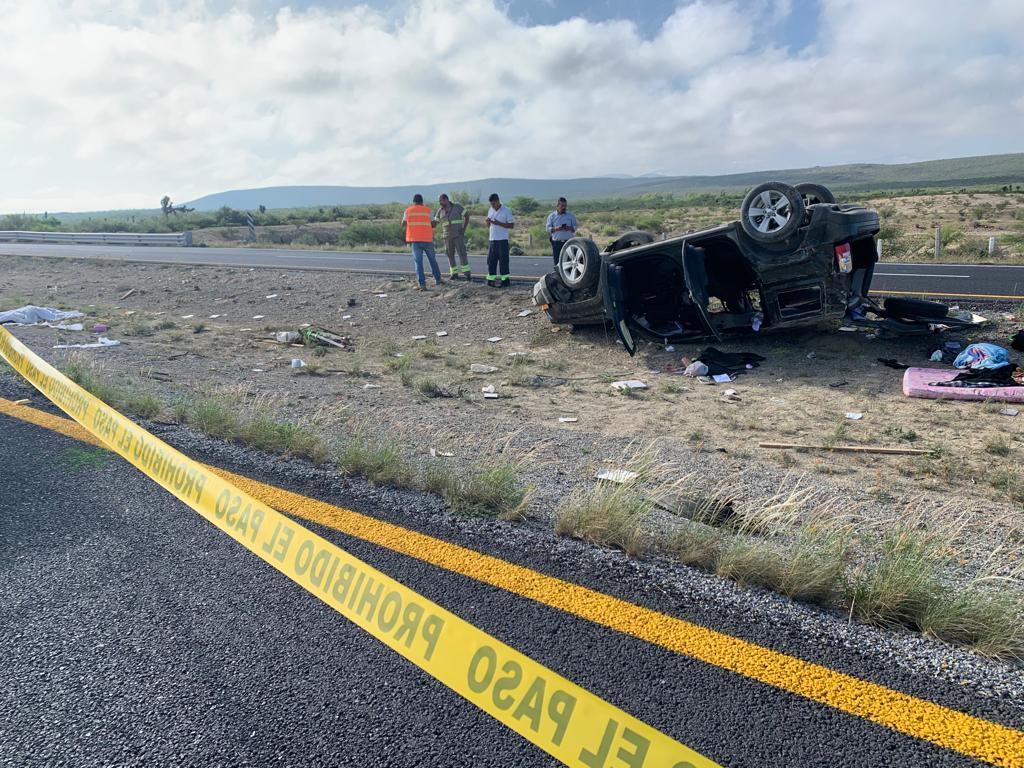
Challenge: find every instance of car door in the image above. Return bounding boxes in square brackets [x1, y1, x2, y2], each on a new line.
[604, 263, 638, 356]
[681, 244, 722, 341]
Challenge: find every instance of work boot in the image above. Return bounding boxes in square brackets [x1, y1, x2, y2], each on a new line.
[464, 273, 472, 283]
[435, 278, 444, 286]
[500, 279, 511, 289]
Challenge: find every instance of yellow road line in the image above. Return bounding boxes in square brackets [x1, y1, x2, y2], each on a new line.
[2, 397, 1022, 767]
[871, 289, 1024, 300]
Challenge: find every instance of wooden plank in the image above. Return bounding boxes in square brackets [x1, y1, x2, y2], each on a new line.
[758, 442, 933, 456]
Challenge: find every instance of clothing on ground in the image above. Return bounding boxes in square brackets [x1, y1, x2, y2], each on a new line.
[930, 363, 1022, 388]
[695, 347, 766, 377]
[487, 205, 514, 241]
[953, 343, 1010, 371]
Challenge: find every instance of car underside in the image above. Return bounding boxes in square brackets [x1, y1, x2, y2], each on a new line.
[532, 181, 985, 355]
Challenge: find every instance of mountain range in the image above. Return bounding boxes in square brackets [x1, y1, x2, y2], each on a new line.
[183, 152, 1024, 211]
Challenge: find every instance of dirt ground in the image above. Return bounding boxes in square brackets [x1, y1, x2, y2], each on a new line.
[2, 253, 1022, 573]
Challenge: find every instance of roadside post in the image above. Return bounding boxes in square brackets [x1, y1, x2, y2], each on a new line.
[934, 226, 941, 259]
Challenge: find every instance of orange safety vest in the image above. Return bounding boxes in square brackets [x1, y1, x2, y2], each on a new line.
[404, 204, 434, 243]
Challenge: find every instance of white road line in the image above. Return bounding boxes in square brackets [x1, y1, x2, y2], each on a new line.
[272, 254, 385, 261]
[875, 272, 970, 278]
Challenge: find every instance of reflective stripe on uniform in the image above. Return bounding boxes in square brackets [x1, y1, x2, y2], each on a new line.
[459, 265, 471, 273]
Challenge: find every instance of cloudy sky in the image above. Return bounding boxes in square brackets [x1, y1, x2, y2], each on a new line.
[1, 0, 1022, 212]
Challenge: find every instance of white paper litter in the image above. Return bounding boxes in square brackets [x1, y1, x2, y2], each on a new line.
[53, 336, 120, 350]
[1001, 408, 1020, 417]
[436, 331, 448, 337]
[486, 336, 503, 343]
[252, 315, 265, 320]
[838, 326, 858, 332]
[208, 314, 221, 319]
[481, 385, 496, 394]
[265, 294, 278, 299]
[376, 293, 388, 298]
[845, 412, 863, 420]
[342, 315, 352, 320]
[0, 306, 84, 325]
[412, 335, 427, 340]
[516, 309, 533, 317]
[181, 314, 194, 319]
[712, 373, 733, 384]
[430, 448, 455, 457]
[611, 380, 647, 390]
[363, 383, 380, 389]
[558, 417, 578, 423]
[596, 468, 639, 484]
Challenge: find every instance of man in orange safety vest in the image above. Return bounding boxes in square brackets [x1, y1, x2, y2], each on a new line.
[402, 194, 443, 290]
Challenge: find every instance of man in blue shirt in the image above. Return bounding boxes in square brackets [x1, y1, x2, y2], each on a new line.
[545, 197, 577, 265]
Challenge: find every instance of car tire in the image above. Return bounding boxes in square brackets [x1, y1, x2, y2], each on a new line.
[556, 237, 601, 293]
[604, 230, 655, 254]
[740, 181, 806, 243]
[795, 182, 836, 207]
[884, 297, 949, 319]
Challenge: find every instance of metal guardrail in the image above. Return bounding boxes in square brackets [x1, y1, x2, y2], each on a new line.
[0, 230, 193, 246]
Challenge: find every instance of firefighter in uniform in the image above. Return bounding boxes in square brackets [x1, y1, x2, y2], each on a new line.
[433, 193, 471, 281]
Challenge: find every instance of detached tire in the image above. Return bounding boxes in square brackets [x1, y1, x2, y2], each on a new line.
[884, 297, 949, 319]
[740, 181, 805, 243]
[795, 182, 836, 207]
[604, 230, 655, 254]
[556, 237, 601, 293]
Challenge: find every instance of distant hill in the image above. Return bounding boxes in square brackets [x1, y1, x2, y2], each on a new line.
[180, 152, 1023, 211]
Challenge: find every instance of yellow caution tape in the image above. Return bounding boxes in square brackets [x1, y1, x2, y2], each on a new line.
[0, 324, 718, 768]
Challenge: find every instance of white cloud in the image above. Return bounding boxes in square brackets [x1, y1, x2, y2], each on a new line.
[0, 0, 1021, 212]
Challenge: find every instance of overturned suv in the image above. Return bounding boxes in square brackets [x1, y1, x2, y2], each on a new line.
[532, 181, 982, 355]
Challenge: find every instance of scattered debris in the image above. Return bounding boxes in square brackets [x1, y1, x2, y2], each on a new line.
[838, 326, 858, 332]
[376, 293, 388, 298]
[347, 298, 358, 307]
[53, 337, 121, 350]
[711, 373, 733, 384]
[524, 375, 567, 388]
[611, 380, 647, 391]
[481, 385, 496, 394]
[487, 336, 503, 343]
[208, 314, 222, 319]
[516, 309, 533, 317]
[759, 442, 932, 456]
[929, 350, 944, 362]
[596, 468, 639, 484]
[720, 388, 741, 403]
[119, 289, 135, 300]
[1001, 408, 1020, 417]
[845, 412, 863, 420]
[877, 358, 910, 370]
[276, 331, 300, 343]
[558, 417, 578, 423]
[181, 314, 194, 319]
[683, 361, 708, 377]
[12, 399, 29, 406]
[362, 383, 380, 389]
[430, 448, 455, 458]
[436, 331, 448, 337]
[664, 345, 676, 353]
[291, 359, 307, 369]
[412, 335, 427, 340]
[806, 351, 817, 360]
[265, 294, 278, 299]
[300, 327, 352, 349]
[829, 380, 848, 388]
[470, 364, 498, 374]
[252, 315, 265, 320]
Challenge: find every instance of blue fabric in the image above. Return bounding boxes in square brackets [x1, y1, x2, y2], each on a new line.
[545, 211, 578, 242]
[411, 242, 442, 285]
[953, 343, 1010, 370]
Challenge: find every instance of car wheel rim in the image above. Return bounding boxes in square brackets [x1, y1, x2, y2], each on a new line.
[560, 244, 586, 285]
[747, 190, 792, 234]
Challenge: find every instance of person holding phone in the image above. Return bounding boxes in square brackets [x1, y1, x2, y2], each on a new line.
[545, 197, 577, 265]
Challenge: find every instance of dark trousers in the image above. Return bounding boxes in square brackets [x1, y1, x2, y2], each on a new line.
[487, 240, 510, 283]
[551, 238, 567, 265]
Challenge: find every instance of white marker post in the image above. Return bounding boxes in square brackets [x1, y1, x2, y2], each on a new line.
[934, 227, 941, 259]
[988, 236, 998, 256]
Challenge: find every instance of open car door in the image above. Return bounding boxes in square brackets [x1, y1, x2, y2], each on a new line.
[681, 244, 723, 342]
[604, 263, 638, 356]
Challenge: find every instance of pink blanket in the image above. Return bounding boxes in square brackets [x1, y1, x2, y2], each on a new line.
[902, 367, 1024, 402]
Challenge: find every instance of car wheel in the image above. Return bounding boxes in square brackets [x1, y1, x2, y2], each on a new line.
[795, 182, 836, 207]
[740, 181, 806, 243]
[556, 237, 601, 293]
[884, 297, 950, 319]
[604, 230, 655, 254]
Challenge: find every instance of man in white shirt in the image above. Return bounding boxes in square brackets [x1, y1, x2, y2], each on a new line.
[484, 193, 514, 288]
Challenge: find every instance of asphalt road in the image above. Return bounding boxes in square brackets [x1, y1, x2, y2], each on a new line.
[2, 401, 1020, 767]
[2, 242, 1023, 299]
